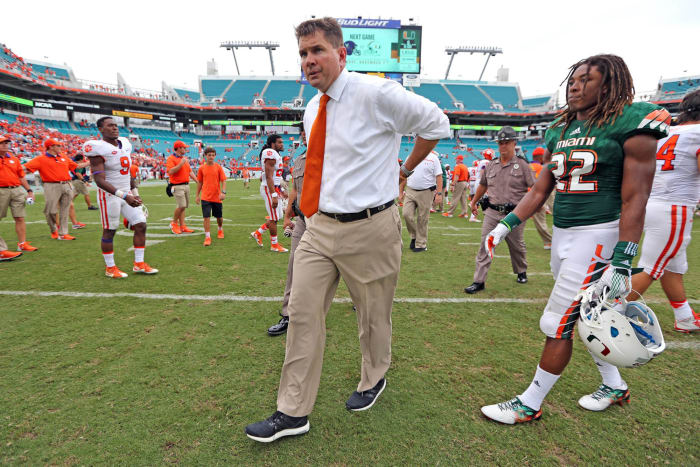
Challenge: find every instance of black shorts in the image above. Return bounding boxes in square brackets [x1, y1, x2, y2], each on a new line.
[201, 201, 223, 218]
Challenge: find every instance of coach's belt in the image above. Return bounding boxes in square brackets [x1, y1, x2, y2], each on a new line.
[171, 182, 189, 186]
[411, 185, 437, 192]
[45, 181, 71, 184]
[320, 200, 394, 223]
[0, 185, 20, 188]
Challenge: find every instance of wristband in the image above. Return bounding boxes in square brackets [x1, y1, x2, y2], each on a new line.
[114, 189, 127, 200]
[611, 241, 638, 267]
[499, 212, 522, 231]
[271, 192, 278, 198]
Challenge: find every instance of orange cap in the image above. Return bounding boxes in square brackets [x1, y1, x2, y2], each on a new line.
[44, 138, 62, 149]
[173, 140, 189, 150]
[532, 147, 546, 157]
[456, 155, 464, 161]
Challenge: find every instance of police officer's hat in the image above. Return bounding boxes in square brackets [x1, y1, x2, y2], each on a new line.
[493, 126, 517, 142]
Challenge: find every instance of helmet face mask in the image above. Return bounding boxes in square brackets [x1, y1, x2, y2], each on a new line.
[577, 286, 665, 368]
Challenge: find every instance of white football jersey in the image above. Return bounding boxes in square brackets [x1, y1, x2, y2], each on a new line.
[468, 166, 479, 181]
[477, 159, 489, 173]
[83, 137, 133, 191]
[260, 148, 283, 186]
[649, 123, 700, 205]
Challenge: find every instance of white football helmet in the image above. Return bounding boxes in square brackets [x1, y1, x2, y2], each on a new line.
[577, 285, 665, 368]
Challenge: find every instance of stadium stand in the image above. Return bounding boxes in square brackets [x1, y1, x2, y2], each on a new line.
[222, 79, 267, 105]
[201, 78, 232, 100]
[174, 88, 201, 103]
[479, 84, 521, 110]
[656, 75, 700, 101]
[522, 95, 553, 108]
[263, 79, 302, 105]
[26, 61, 71, 80]
[410, 83, 455, 109]
[444, 83, 494, 111]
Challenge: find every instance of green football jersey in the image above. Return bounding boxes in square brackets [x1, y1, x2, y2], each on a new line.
[544, 102, 670, 228]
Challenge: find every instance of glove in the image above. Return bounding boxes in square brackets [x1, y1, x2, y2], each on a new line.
[484, 212, 522, 259]
[595, 241, 638, 299]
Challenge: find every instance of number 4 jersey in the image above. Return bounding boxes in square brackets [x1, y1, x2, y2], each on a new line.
[544, 102, 670, 228]
[82, 137, 133, 191]
[649, 123, 700, 206]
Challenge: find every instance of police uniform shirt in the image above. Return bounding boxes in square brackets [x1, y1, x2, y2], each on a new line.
[406, 151, 441, 190]
[480, 156, 535, 205]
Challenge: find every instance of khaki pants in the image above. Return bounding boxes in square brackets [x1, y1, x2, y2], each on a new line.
[446, 181, 468, 216]
[173, 184, 189, 208]
[473, 209, 527, 283]
[281, 217, 307, 317]
[403, 187, 433, 248]
[0, 186, 27, 250]
[532, 206, 552, 244]
[277, 204, 402, 417]
[43, 182, 73, 235]
[71, 179, 89, 196]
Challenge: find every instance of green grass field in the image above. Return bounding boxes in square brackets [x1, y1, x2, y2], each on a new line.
[1, 181, 698, 465]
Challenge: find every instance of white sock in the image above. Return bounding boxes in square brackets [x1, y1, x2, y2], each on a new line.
[134, 246, 145, 263]
[590, 353, 625, 389]
[518, 365, 560, 410]
[257, 227, 266, 234]
[103, 251, 115, 267]
[670, 300, 693, 321]
[205, 231, 211, 238]
[271, 235, 278, 245]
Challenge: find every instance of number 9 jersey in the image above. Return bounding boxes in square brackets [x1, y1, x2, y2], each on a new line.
[544, 102, 670, 228]
[82, 137, 133, 191]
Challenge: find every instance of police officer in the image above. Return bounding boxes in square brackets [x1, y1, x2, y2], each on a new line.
[465, 126, 535, 293]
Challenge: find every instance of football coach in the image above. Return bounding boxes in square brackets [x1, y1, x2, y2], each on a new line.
[245, 16, 450, 442]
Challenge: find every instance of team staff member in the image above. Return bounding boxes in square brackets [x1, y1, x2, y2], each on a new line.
[399, 150, 443, 252]
[241, 167, 250, 189]
[129, 160, 141, 197]
[195, 147, 226, 246]
[0, 135, 35, 259]
[442, 155, 469, 217]
[529, 147, 552, 249]
[24, 139, 82, 241]
[268, 129, 308, 336]
[245, 17, 450, 442]
[71, 153, 97, 211]
[465, 126, 535, 293]
[167, 140, 197, 235]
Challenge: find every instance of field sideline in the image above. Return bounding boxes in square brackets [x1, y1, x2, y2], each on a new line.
[1, 181, 698, 464]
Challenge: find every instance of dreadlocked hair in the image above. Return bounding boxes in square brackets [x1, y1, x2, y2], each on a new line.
[258, 134, 281, 161]
[555, 54, 635, 138]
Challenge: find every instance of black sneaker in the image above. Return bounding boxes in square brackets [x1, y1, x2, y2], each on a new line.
[464, 282, 485, 294]
[409, 238, 416, 249]
[346, 378, 386, 411]
[411, 246, 427, 252]
[517, 272, 528, 284]
[245, 411, 310, 443]
[87, 206, 99, 211]
[267, 316, 289, 336]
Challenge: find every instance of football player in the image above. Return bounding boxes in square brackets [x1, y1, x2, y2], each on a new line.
[250, 134, 288, 252]
[627, 89, 700, 333]
[479, 55, 670, 423]
[84, 117, 158, 278]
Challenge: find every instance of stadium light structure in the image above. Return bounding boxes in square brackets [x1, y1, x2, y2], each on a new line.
[444, 46, 503, 81]
[220, 41, 280, 76]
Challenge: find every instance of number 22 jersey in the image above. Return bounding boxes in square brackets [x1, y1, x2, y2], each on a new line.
[544, 102, 670, 228]
[82, 137, 133, 191]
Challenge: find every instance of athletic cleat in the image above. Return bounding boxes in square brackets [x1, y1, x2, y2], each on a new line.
[245, 411, 310, 443]
[58, 234, 76, 240]
[250, 231, 263, 247]
[270, 243, 288, 253]
[442, 212, 453, 218]
[50, 230, 59, 239]
[170, 222, 181, 235]
[578, 384, 630, 412]
[217, 230, 224, 239]
[105, 266, 128, 278]
[203, 237, 212, 246]
[0, 250, 22, 261]
[133, 262, 158, 274]
[430, 208, 436, 213]
[481, 397, 542, 425]
[458, 213, 467, 218]
[543, 243, 552, 250]
[88, 205, 99, 211]
[17, 242, 38, 251]
[72, 222, 86, 229]
[469, 216, 481, 223]
[674, 316, 700, 333]
[180, 224, 194, 233]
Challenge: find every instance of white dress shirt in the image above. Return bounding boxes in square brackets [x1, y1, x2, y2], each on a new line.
[303, 69, 450, 213]
[406, 151, 441, 190]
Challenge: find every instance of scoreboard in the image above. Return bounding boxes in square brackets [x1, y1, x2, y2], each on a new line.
[337, 18, 422, 74]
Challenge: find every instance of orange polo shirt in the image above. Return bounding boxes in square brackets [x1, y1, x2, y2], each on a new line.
[130, 164, 139, 178]
[166, 155, 191, 184]
[452, 163, 469, 182]
[24, 153, 77, 182]
[197, 163, 226, 203]
[0, 154, 25, 186]
[530, 162, 543, 179]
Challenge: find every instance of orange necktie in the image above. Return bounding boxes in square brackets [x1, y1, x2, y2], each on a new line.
[299, 94, 330, 217]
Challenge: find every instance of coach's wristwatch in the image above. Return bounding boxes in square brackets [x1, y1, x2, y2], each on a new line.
[400, 164, 414, 177]
[221, 191, 226, 194]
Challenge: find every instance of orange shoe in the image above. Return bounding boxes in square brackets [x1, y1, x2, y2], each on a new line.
[250, 231, 263, 247]
[203, 237, 212, 246]
[50, 230, 59, 239]
[133, 262, 159, 274]
[458, 213, 467, 218]
[270, 243, 288, 253]
[17, 241, 38, 251]
[217, 230, 224, 239]
[442, 212, 453, 218]
[72, 222, 86, 229]
[170, 222, 181, 235]
[180, 225, 194, 233]
[58, 234, 76, 240]
[0, 250, 22, 261]
[105, 265, 128, 278]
